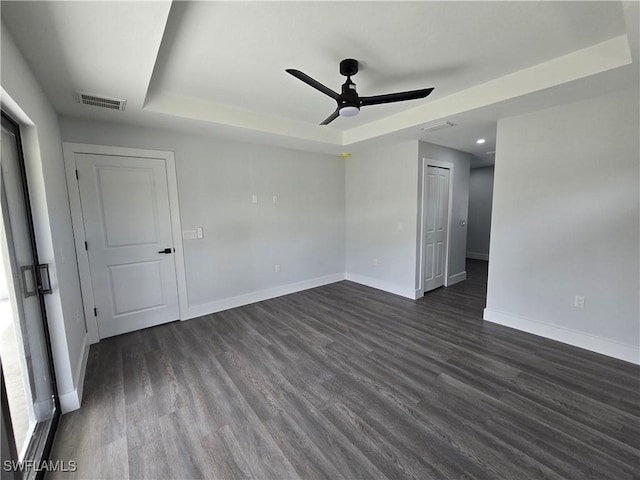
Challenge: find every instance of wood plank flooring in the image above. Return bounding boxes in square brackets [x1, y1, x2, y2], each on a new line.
[49, 260, 640, 479]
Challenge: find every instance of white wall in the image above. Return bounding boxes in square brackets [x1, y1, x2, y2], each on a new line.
[59, 117, 345, 316]
[1, 23, 88, 411]
[418, 141, 471, 280]
[485, 88, 640, 364]
[345, 141, 420, 298]
[345, 140, 470, 298]
[467, 166, 494, 260]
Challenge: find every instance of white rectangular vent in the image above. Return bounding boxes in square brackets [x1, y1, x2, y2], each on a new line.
[77, 92, 126, 111]
[421, 121, 456, 133]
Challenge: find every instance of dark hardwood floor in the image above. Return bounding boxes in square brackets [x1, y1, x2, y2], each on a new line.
[49, 260, 640, 479]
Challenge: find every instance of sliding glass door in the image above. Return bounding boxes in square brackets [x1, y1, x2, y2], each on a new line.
[0, 112, 60, 479]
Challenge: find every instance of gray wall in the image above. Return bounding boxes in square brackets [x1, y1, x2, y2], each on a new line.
[60, 117, 346, 311]
[466, 166, 494, 260]
[486, 88, 639, 363]
[1, 23, 86, 410]
[345, 141, 420, 298]
[345, 140, 470, 298]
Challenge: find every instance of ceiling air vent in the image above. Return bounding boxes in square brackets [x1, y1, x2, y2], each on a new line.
[421, 121, 456, 133]
[77, 92, 126, 111]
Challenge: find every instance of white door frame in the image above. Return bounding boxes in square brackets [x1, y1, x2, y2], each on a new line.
[417, 157, 454, 297]
[63, 143, 188, 344]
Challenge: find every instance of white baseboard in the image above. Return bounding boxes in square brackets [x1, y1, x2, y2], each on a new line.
[466, 252, 489, 261]
[59, 334, 90, 413]
[185, 273, 346, 320]
[483, 308, 640, 365]
[345, 273, 416, 299]
[447, 271, 467, 286]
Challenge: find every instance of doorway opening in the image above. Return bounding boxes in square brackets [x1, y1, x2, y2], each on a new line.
[64, 143, 187, 343]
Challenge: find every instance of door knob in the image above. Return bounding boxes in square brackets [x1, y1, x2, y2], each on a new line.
[157, 248, 173, 254]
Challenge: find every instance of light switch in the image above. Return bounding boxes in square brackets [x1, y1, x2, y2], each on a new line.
[252, 194, 258, 204]
[196, 227, 204, 239]
[272, 195, 278, 204]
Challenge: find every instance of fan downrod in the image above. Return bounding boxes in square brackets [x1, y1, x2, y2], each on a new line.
[340, 58, 358, 77]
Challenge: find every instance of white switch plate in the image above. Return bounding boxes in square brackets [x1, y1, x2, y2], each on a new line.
[574, 295, 585, 308]
[182, 230, 197, 240]
[275, 264, 280, 273]
[272, 195, 278, 204]
[252, 194, 258, 204]
[196, 227, 204, 238]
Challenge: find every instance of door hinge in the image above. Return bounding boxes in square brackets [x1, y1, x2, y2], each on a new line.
[84, 241, 88, 251]
[75, 169, 79, 180]
[93, 307, 97, 317]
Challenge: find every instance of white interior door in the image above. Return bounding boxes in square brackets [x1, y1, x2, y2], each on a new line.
[76, 154, 179, 338]
[424, 166, 450, 292]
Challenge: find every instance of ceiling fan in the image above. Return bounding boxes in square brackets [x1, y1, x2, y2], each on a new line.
[286, 58, 434, 125]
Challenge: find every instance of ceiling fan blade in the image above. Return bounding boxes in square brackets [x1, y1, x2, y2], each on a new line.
[286, 69, 340, 100]
[360, 88, 434, 107]
[320, 108, 340, 125]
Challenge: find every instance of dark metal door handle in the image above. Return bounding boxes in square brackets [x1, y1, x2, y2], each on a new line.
[20, 264, 53, 297]
[158, 248, 173, 254]
[36, 263, 52, 295]
[20, 265, 37, 298]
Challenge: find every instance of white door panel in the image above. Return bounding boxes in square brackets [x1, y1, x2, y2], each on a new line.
[76, 154, 179, 338]
[424, 166, 450, 292]
[108, 260, 165, 315]
[97, 167, 160, 247]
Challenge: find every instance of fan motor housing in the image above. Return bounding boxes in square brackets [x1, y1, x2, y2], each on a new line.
[340, 58, 359, 77]
[340, 79, 360, 109]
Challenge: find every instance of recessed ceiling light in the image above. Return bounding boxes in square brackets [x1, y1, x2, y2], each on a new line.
[476, 138, 486, 144]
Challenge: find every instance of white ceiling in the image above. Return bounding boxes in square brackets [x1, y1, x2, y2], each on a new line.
[1, 1, 638, 164]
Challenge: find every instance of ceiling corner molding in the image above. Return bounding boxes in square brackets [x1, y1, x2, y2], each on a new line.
[342, 35, 633, 146]
[144, 92, 344, 146]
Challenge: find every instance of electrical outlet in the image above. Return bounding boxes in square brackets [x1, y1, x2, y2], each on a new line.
[574, 295, 585, 308]
[275, 264, 280, 273]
